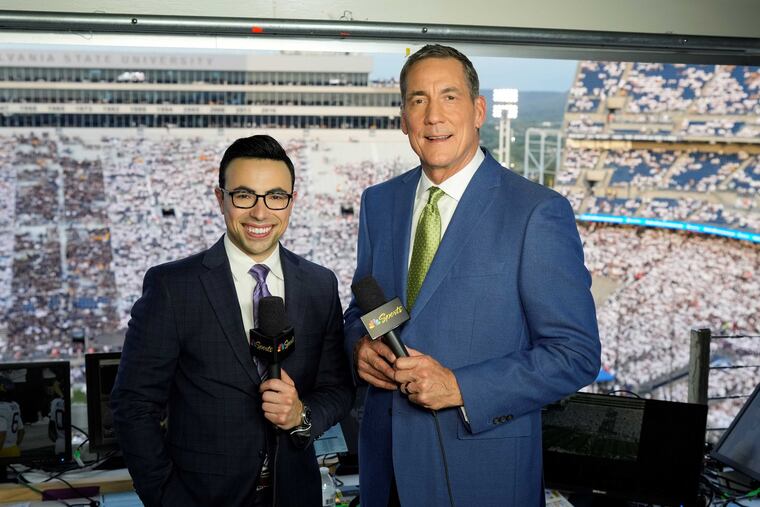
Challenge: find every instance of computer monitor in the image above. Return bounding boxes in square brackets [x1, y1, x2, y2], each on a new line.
[84, 352, 121, 454]
[0, 361, 72, 472]
[711, 382, 760, 483]
[542, 392, 707, 506]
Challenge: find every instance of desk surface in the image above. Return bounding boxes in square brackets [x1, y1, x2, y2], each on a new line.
[0, 468, 133, 503]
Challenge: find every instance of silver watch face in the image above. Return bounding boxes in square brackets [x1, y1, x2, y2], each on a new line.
[302, 404, 312, 426]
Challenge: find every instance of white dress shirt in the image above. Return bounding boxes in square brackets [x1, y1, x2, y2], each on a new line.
[224, 234, 285, 338]
[408, 148, 485, 268]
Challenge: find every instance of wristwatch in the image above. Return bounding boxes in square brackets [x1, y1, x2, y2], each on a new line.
[289, 403, 312, 442]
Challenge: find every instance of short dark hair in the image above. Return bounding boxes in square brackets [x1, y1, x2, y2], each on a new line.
[399, 44, 480, 105]
[218, 135, 295, 190]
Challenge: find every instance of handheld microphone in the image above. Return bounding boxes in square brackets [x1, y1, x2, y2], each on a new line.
[250, 296, 295, 379]
[351, 276, 410, 358]
[353, 277, 457, 507]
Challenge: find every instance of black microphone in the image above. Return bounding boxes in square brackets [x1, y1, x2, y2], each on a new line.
[353, 278, 457, 507]
[250, 296, 295, 379]
[351, 275, 410, 358]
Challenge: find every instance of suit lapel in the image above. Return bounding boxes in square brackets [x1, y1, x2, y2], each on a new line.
[200, 238, 261, 386]
[409, 154, 503, 317]
[393, 168, 422, 304]
[280, 246, 306, 340]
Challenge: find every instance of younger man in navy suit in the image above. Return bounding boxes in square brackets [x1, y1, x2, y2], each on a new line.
[113, 135, 353, 507]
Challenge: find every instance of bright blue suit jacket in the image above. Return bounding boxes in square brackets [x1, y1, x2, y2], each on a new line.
[344, 150, 601, 506]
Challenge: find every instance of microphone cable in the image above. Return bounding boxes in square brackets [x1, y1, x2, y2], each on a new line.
[352, 276, 455, 505]
[431, 410, 456, 507]
[271, 431, 280, 507]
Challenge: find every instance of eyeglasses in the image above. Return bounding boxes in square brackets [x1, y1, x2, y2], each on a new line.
[220, 188, 293, 210]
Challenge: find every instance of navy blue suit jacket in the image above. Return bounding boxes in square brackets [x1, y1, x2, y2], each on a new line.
[112, 237, 353, 507]
[344, 150, 601, 506]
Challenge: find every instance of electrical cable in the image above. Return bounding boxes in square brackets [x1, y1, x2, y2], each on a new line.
[707, 395, 751, 401]
[606, 389, 642, 398]
[52, 475, 101, 507]
[431, 410, 455, 507]
[70, 425, 89, 437]
[318, 452, 338, 467]
[703, 468, 754, 490]
[11, 465, 100, 507]
[271, 431, 280, 507]
[710, 365, 760, 370]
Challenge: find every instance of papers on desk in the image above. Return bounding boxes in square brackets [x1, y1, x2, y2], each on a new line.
[545, 489, 574, 507]
[314, 423, 348, 456]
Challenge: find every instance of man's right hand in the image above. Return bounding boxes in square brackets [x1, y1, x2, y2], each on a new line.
[354, 335, 398, 390]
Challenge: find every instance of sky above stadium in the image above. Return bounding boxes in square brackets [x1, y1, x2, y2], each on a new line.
[371, 53, 578, 92]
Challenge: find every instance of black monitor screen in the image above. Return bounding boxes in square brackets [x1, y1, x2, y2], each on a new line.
[85, 352, 121, 453]
[0, 361, 71, 468]
[543, 392, 707, 506]
[711, 382, 760, 482]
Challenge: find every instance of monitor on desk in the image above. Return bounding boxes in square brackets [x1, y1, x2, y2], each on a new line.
[0, 361, 71, 473]
[711, 382, 760, 483]
[85, 352, 121, 454]
[542, 392, 707, 506]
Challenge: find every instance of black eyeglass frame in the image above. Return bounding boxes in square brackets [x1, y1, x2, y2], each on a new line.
[219, 188, 294, 210]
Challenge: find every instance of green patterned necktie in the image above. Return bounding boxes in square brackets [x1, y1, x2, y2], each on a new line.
[407, 186, 445, 310]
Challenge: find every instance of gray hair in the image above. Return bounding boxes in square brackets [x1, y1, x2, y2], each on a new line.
[399, 44, 480, 105]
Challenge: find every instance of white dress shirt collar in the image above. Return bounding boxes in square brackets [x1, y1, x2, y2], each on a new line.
[224, 235, 284, 284]
[415, 147, 485, 202]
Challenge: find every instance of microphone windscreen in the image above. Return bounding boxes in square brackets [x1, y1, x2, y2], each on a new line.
[258, 296, 289, 336]
[351, 276, 387, 313]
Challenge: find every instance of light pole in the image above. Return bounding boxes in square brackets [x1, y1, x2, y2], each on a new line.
[492, 88, 518, 168]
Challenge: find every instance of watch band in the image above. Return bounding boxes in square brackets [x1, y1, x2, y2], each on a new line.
[290, 403, 312, 438]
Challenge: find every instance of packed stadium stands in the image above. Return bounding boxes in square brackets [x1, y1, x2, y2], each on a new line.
[0, 129, 415, 361]
[580, 223, 759, 435]
[560, 61, 759, 237]
[567, 62, 760, 122]
[0, 58, 758, 442]
[560, 60, 760, 436]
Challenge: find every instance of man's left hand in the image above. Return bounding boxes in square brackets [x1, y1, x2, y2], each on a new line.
[260, 369, 303, 430]
[393, 346, 464, 410]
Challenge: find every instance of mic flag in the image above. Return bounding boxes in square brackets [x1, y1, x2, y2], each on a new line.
[351, 276, 410, 358]
[360, 298, 409, 341]
[250, 296, 295, 379]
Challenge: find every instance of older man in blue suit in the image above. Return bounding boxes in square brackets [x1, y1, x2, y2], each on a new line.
[344, 45, 601, 506]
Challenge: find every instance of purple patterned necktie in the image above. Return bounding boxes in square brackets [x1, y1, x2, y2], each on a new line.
[249, 264, 272, 379]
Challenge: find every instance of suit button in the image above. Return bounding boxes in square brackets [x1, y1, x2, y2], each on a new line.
[492, 417, 500, 425]
[505, 415, 513, 422]
[258, 449, 266, 458]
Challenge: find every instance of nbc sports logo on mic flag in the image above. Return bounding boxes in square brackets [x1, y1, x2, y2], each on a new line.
[360, 298, 410, 340]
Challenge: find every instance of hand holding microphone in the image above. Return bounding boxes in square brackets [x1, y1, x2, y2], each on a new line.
[352, 276, 464, 411]
[250, 296, 294, 380]
[252, 296, 303, 430]
[353, 279, 459, 507]
[351, 276, 411, 390]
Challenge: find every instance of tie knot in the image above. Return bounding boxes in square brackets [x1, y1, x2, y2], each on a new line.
[427, 187, 444, 206]
[249, 264, 270, 284]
